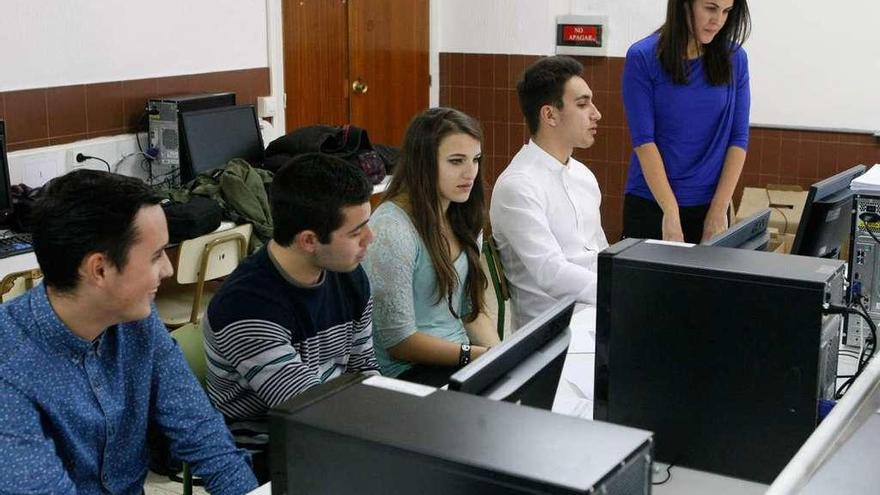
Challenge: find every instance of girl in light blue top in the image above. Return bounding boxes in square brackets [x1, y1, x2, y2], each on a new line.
[364, 108, 499, 386]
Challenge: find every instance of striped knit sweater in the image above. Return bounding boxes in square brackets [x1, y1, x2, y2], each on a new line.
[203, 246, 379, 451]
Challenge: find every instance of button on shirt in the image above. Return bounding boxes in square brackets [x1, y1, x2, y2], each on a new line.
[490, 141, 609, 329]
[0, 286, 257, 494]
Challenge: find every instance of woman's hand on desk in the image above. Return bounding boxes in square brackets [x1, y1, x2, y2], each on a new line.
[701, 207, 729, 242]
[662, 210, 685, 242]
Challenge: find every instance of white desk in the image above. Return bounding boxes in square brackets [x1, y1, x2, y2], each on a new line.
[0, 251, 39, 277]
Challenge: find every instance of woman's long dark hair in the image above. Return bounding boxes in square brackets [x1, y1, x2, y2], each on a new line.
[658, 0, 751, 85]
[382, 107, 487, 323]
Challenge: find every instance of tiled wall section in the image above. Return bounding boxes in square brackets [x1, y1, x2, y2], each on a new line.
[0, 68, 270, 152]
[439, 53, 880, 242]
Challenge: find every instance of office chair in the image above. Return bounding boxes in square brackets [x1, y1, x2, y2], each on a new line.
[482, 237, 510, 340]
[156, 223, 252, 329]
[169, 322, 207, 495]
[0, 268, 42, 302]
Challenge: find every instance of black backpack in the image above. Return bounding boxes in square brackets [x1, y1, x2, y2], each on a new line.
[161, 196, 223, 244]
[264, 124, 387, 184]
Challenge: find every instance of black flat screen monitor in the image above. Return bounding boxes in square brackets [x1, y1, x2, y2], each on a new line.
[447, 297, 575, 410]
[179, 105, 264, 183]
[792, 165, 866, 258]
[702, 208, 771, 250]
[0, 121, 13, 224]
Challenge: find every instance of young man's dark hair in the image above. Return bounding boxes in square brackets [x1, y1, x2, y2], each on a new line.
[271, 152, 373, 245]
[31, 169, 162, 292]
[516, 55, 584, 135]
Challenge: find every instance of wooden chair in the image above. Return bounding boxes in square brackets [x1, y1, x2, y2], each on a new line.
[156, 224, 252, 328]
[482, 236, 510, 340]
[0, 268, 43, 302]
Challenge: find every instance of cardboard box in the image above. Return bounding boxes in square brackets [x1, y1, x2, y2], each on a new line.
[737, 185, 808, 236]
[766, 227, 796, 254]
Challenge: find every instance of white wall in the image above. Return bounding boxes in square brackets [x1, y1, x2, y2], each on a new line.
[747, 1, 880, 132]
[437, 0, 664, 58]
[0, 0, 268, 90]
[436, 0, 880, 133]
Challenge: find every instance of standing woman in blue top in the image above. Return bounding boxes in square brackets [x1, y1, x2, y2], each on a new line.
[364, 107, 499, 386]
[622, 0, 751, 243]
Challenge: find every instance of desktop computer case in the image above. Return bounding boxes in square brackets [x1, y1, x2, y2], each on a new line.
[847, 194, 880, 348]
[147, 92, 235, 185]
[594, 239, 845, 483]
[270, 373, 653, 495]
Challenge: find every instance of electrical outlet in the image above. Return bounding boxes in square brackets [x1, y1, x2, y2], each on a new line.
[64, 139, 123, 173]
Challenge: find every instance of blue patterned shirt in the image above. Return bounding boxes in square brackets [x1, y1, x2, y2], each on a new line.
[0, 286, 258, 494]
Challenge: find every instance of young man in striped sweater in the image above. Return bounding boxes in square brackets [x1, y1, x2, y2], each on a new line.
[203, 153, 380, 482]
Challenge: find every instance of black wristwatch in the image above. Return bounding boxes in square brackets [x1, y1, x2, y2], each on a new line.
[459, 343, 472, 367]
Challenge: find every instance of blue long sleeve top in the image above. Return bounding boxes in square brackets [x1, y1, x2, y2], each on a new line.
[0, 286, 257, 494]
[623, 33, 751, 207]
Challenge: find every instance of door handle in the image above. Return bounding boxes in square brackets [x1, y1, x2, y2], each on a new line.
[351, 79, 369, 94]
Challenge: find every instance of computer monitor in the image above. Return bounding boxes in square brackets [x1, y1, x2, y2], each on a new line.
[0, 121, 13, 225]
[447, 297, 575, 410]
[178, 105, 264, 183]
[791, 165, 866, 258]
[702, 208, 771, 250]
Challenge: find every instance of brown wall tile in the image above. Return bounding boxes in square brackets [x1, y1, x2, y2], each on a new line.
[493, 89, 509, 123]
[796, 140, 819, 180]
[4, 88, 48, 143]
[47, 85, 87, 137]
[86, 81, 125, 134]
[492, 56, 509, 90]
[449, 53, 465, 87]
[3, 68, 269, 150]
[477, 54, 494, 88]
[122, 78, 157, 130]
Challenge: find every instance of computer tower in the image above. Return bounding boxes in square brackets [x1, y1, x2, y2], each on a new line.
[270, 373, 653, 495]
[147, 92, 235, 185]
[847, 194, 880, 349]
[594, 239, 845, 483]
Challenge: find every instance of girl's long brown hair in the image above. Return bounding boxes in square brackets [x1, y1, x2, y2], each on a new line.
[382, 107, 487, 322]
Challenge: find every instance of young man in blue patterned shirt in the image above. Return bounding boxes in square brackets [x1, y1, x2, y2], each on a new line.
[0, 170, 257, 494]
[204, 153, 380, 482]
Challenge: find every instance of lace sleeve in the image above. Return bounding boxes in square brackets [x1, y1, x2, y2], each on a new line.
[363, 205, 420, 349]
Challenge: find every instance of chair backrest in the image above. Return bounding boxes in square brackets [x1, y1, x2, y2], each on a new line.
[483, 237, 509, 301]
[175, 223, 253, 285]
[170, 322, 207, 386]
[0, 268, 43, 302]
[483, 237, 509, 339]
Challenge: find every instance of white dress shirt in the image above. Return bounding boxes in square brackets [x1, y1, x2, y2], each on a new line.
[489, 141, 608, 330]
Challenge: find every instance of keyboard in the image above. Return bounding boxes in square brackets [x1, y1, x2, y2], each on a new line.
[0, 233, 33, 259]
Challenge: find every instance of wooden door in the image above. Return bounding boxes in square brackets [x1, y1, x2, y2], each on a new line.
[281, 0, 429, 147]
[281, 0, 349, 131]
[348, 0, 429, 147]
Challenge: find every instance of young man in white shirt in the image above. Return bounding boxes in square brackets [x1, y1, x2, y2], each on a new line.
[489, 55, 607, 330]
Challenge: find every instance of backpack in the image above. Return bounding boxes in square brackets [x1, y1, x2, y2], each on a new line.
[160, 196, 223, 244]
[263, 124, 387, 184]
